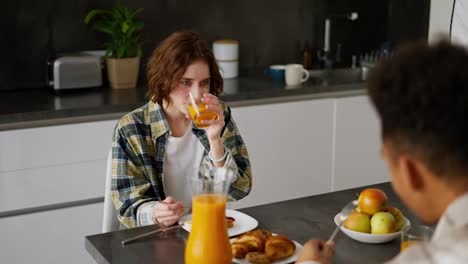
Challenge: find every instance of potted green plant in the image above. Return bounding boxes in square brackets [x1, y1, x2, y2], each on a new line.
[85, 1, 144, 89]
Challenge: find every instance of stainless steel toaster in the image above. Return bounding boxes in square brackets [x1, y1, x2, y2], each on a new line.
[48, 55, 102, 90]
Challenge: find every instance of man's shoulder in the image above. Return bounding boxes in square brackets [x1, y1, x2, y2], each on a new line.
[388, 242, 468, 264]
[386, 244, 431, 264]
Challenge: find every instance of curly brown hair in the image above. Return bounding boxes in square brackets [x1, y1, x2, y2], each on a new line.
[368, 40, 468, 180]
[146, 31, 223, 105]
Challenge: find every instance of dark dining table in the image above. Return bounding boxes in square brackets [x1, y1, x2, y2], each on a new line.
[85, 182, 422, 264]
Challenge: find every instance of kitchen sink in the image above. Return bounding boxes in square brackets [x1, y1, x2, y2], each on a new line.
[306, 67, 368, 86]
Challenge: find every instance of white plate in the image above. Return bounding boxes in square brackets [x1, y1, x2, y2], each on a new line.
[230, 235, 303, 264]
[179, 209, 258, 237]
[334, 212, 411, 244]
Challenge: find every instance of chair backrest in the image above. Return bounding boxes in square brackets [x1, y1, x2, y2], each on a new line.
[102, 150, 120, 233]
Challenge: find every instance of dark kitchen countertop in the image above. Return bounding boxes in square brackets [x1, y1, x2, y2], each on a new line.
[0, 76, 366, 131]
[85, 182, 419, 264]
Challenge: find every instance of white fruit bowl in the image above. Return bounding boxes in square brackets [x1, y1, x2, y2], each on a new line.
[334, 212, 411, 244]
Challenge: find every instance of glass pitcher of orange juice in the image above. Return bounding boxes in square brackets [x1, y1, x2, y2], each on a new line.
[185, 167, 234, 264]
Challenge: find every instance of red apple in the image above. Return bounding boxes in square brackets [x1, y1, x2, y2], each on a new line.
[344, 211, 371, 233]
[385, 206, 406, 231]
[358, 188, 388, 215]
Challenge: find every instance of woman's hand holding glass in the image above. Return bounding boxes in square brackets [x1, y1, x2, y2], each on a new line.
[187, 92, 224, 139]
[200, 93, 225, 139]
[153, 196, 185, 227]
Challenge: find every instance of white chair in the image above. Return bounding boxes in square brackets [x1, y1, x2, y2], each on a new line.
[102, 150, 120, 233]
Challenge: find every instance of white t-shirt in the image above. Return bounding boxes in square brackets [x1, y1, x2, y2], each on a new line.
[387, 193, 468, 264]
[136, 123, 238, 226]
[162, 124, 205, 208]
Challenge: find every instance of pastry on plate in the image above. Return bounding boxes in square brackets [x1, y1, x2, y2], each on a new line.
[265, 235, 296, 261]
[245, 252, 272, 264]
[231, 229, 296, 261]
[227, 216, 236, 228]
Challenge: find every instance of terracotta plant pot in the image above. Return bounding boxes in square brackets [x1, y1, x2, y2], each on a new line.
[106, 57, 140, 89]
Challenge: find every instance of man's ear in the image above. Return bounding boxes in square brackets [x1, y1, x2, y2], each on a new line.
[398, 155, 425, 191]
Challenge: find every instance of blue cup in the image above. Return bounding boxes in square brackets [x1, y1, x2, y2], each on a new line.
[266, 65, 286, 82]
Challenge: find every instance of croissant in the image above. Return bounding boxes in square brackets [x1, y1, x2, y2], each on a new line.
[233, 229, 270, 252]
[264, 235, 296, 261]
[245, 252, 272, 264]
[232, 242, 252, 258]
[226, 216, 236, 228]
[256, 229, 272, 240]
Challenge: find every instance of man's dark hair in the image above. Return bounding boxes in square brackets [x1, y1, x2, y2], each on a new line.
[368, 40, 468, 181]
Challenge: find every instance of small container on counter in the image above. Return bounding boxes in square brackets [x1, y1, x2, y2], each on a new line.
[213, 39, 239, 79]
[303, 45, 313, 70]
[218, 61, 238, 79]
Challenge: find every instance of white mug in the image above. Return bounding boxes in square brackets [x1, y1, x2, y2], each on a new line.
[285, 64, 310, 86]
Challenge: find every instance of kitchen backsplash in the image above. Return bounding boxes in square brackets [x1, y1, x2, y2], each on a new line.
[2, 0, 429, 91]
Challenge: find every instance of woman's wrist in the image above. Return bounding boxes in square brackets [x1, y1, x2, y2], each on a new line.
[208, 134, 222, 143]
[208, 137, 222, 150]
[208, 138, 226, 163]
[209, 146, 229, 162]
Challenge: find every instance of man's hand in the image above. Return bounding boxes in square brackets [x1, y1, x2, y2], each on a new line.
[153, 196, 185, 227]
[296, 239, 335, 264]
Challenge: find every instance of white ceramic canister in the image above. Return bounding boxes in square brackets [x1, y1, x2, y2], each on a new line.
[213, 39, 239, 61]
[218, 60, 238, 79]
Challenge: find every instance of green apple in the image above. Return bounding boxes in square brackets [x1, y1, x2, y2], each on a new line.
[344, 211, 371, 233]
[385, 206, 405, 231]
[371, 212, 396, 234]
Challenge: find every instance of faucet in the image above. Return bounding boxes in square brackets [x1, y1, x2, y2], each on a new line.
[321, 12, 359, 69]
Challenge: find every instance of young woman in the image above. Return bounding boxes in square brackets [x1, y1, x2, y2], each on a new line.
[111, 31, 252, 229]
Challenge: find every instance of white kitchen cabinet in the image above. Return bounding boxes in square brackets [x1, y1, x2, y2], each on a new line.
[0, 203, 102, 264]
[0, 120, 117, 264]
[0, 160, 106, 213]
[0, 120, 117, 213]
[0, 120, 116, 172]
[332, 95, 389, 191]
[230, 99, 335, 209]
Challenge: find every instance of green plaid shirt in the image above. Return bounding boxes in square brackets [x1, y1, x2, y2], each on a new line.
[111, 101, 252, 229]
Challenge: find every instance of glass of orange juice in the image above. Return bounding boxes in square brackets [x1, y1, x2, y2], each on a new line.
[185, 167, 234, 264]
[400, 224, 433, 252]
[187, 92, 219, 128]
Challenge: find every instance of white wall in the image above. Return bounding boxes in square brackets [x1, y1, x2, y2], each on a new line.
[428, 0, 454, 43]
[451, 0, 468, 46]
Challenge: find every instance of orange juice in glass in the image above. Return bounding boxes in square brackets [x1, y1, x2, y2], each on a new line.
[400, 224, 433, 252]
[187, 92, 219, 128]
[400, 240, 419, 251]
[185, 167, 234, 264]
